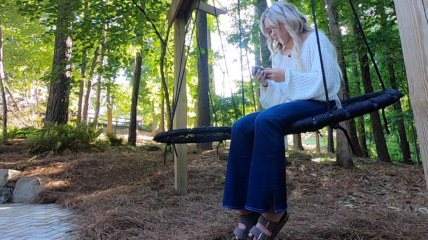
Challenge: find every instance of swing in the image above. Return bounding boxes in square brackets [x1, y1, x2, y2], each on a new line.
[153, 0, 404, 150]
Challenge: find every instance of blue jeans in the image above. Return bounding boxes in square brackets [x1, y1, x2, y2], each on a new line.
[222, 100, 333, 214]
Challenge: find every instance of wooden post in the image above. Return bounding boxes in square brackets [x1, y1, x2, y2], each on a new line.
[394, 0, 428, 189]
[174, 12, 188, 195]
[168, 0, 226, 195]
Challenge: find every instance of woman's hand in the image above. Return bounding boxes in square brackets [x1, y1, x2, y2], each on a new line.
[254, 68, 269, 87]
[264, 69, 286, 83]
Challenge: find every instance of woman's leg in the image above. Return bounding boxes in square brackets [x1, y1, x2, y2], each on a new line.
[246, 100, 332, 238]
[222, 111, 260, 210]
[222, 112, 261, 239]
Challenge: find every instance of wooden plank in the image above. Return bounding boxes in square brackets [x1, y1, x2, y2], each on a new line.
[168, 0, 185, 27]
[394, 0, 428, 189]
[169, 0, 226, 27]
[197, 1, 227, 16]
[173, 12, 188, 195]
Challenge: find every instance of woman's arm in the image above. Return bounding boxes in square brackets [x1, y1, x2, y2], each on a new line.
[258, 53, 285, 109]
[278, 33, 341, 102]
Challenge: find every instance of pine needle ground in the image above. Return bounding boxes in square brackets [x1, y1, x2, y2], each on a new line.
[1, 140, 427, 240]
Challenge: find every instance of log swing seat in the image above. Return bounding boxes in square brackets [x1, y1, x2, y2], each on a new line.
[153, 0, 404, 153]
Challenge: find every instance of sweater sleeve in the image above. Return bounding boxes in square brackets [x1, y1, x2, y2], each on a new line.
[282, 33, 341, 103]
[259, 53, 284, 109]
[259, 81, 284, 109]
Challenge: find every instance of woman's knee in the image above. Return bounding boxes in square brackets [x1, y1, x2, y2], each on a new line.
[232, 114, 257, 134]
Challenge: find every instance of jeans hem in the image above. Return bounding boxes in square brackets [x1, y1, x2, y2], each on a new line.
[222, 204, 247, 211]
[245, 205, 288, 214]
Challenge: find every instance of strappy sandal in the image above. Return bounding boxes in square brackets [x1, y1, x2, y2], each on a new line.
[233, 212, 261, 240]
[247, 212, 289, 240]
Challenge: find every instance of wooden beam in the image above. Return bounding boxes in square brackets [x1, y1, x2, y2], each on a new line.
[394, 0, 428, 189]
[168, 0, 226, 27]
[173, 12, 188, 195]
[168, 0, 186, 28]
[197, 1, 227, 16]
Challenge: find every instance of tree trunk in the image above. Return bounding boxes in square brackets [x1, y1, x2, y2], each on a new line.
[82, 44, 101, 123]
[45, 1, 72, 125]
[256, 88, 262, 111]
[386, 48, 412, 164]
[160, 89, 165, 132]
[257, 0, 270, 67]
[410, 120, 420, 165]
[0, 21, 7, 139]
[151, 100, 156, 137]
[92, 52, 105, 127]
[353, 21, 391, 163]
[196, 11, 212, 150]
[352, 55, 369, 157]
[106, 83, 112, 133]
[293, 134, 304, 150]
[326, 0, 354, 167]
[128, 51, 142, 146]
[328, 127, 335, 153]
[77, 0, 89, 123]
[316, 133, 320, 153]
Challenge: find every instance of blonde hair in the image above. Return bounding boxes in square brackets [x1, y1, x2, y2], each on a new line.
[260, 1, 313, 70]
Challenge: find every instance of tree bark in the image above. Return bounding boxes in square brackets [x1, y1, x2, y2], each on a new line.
[353, 21, 391, 163]
[106, 83, 112, 133]
[328, 127, 335, 153]
[352, 55, 369, 157]
[77, 0, 89, 123]
[257, 0, 271, 67]
[160, 88, 165, 133]
[151, 100, 156, 137]
[92, 53, 105, 127]
[386, 47, 412, 164]
[45, 1, 72, 125]
[0, 21, 7, 139]
[326, 0, 354, 167]
[293, 134, 304, 150]
[316, 133, 320, 152]
[128, 51, 142, 146]
[82, 44, 101, 123]
[196, 11, 212, 150]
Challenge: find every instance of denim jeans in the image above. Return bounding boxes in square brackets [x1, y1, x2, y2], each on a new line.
[222, 100, 333, 214]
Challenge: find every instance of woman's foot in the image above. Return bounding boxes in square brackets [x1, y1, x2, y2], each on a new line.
[248, 212, 288, 240]
[234, 210, 260, 240]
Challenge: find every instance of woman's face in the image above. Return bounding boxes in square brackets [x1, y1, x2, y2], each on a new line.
[264, 18, 292, 46]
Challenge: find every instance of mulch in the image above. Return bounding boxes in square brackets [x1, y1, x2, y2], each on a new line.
[1, 141, 427, 240]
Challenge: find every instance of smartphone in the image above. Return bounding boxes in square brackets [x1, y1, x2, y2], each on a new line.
[251, 66, 266, 77]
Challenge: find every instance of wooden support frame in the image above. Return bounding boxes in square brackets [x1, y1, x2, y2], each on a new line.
[394, 0, 428, 189]
[168, 0, 226, 27]
[168, 0, 226, 195]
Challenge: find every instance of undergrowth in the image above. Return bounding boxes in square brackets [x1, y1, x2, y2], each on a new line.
[27, 122, 103, 154]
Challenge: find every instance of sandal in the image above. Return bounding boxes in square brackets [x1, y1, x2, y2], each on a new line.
[233, 212, 261, 240]
[248, 212, 289, 240]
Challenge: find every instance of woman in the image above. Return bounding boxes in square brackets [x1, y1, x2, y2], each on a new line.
[222, 1, 342, 240]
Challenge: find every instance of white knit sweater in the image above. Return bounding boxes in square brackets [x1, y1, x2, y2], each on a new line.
[259, 31, 341, 109]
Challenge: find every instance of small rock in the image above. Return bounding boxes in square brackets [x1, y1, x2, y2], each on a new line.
[12, 177, 43, 203]
[0, 187, 14, 204]
[146, 145, 161, 151]
[0, 169, 21, 187]
[218, 152, 229, 161]
[62, 148, 72, 155]
[288, 152, 312, 161]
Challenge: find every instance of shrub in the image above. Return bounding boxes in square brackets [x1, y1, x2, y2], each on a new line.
[7, 127, 39, 139]
[27, 122, 103, 154]
[106, 132, 124, 146]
